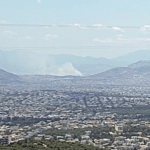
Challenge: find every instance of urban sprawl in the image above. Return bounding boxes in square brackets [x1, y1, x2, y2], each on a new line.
[0, 78, 150, 150]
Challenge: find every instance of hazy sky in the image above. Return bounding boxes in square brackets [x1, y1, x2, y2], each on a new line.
[0, 0, 150, 58]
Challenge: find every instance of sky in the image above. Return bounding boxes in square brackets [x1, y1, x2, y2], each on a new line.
[0, 0, 150, 58]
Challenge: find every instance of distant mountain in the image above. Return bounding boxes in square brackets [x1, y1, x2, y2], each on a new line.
[50, 54, 120, 75]
[0, 69, 20, 83]
[90, 67, 138, 79]
[0, 50, 150, 76]
[0, 50, 121, 76]
[90, 60, 150, 80]
[128, 60, 150, 69]
[1, 60, 150, 85]
[113, 50, 150, 64]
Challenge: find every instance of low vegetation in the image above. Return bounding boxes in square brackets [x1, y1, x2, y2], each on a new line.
[0, 140, 109, 150]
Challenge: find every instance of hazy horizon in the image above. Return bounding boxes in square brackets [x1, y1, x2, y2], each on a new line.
[0, 49, 150, 59]
[0, 0, 150, 59]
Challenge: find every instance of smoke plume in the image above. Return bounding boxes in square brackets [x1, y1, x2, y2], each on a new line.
[57, 63, 82, 76]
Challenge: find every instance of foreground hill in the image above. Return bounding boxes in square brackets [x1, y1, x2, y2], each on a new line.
[0, 68, 20, 83]
[90, 60, 150, 80]
[1, 59, 150, 86]
[0, 140, 108, 150]
[128, 60, 150, 71]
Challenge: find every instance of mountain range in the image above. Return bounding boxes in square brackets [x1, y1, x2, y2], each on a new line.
[1, 59, 150, 84]
[90, 60, 150, 80]
[0, 50, 150, 76]
[113, 50, 150, 63]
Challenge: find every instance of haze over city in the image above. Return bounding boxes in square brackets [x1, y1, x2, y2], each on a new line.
[1, 1, 150, 150]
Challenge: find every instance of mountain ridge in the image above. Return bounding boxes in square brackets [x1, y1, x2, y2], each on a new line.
[0, 68, 20, 83]
[0, 50, 150, 76]
[89, 60, 150, 80]
[0, 60, 150, 84]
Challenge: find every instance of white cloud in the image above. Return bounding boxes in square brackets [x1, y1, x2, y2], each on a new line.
[67, 23, 82, 28]
[74, 23, 81, 27]
[71, 23, 89, 29]
[116, 37, 131, 43]
[140, 25, 150, 32]
[93, 24, 105, 29]
[37, 0, 41, 3]
[112, 26, 123, 32]
[57, 63, 82, 76]
[44, 34, 59, 40]
[93, 38, 113, 43]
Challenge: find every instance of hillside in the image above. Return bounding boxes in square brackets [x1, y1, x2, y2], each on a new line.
[128, 60, 150, 69]
[90, 67, 137, 79]
[0, 69, 20, 83]
[90, 60, 150, 80]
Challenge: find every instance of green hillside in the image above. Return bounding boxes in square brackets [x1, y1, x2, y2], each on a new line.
[0, 140, 109, 150]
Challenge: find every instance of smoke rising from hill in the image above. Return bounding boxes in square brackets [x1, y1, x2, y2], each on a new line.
[57, 63, 82, 76]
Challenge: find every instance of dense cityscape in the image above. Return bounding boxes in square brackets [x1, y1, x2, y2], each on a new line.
[0, 77, 150, 149]
[1, 1, 150, 149]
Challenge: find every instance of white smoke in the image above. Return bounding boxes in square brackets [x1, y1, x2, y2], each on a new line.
[3, 50, 83, 76]
[26, 53, 82, 76]
[57, 63, 82, 76]
[22, 51, 57, 75]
